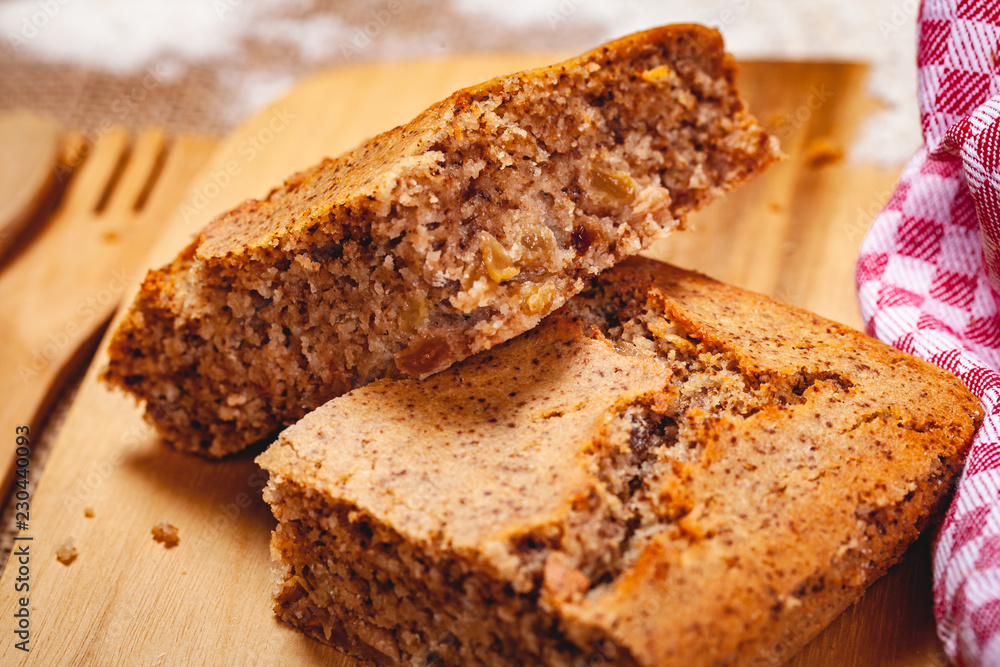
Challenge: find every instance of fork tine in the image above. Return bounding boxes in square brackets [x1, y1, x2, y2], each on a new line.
[58, 130, 89, 172]
[104, 128, 167, 216]
[137, 134, 217, 218]
[115, 134, 217, 264]
[57, 127, 130, 219]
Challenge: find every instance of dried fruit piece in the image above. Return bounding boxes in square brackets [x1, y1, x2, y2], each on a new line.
[479, 232, 520, 283]
[589, 161, 638, 204]
[514, 223, 558, 269]
[572, 224, 599, 256]
[399, 293, 429, 332]
[395, 334, 452, 376]
[640, 65, 676, 83]
[459, 257, 487, 292]
[521, 283, 557, 315]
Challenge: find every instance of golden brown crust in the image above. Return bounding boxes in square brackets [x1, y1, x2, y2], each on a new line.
[196, 24, 738, 260]
[258, 257, 981, 666]
[104, 25, 779, 456]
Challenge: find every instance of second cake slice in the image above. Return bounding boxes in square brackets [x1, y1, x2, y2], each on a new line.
[258, 257, 980, 666]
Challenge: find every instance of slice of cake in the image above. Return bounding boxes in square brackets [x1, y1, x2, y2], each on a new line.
[103, 24, 779, 456]
[257, 257, 981, 666]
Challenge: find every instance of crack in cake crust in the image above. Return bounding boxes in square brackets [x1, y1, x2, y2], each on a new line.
[257, 257, 982, 666]
[103, 24, 779, 456]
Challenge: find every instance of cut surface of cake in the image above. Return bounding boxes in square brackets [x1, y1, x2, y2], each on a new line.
[257, 257, 981, 667]
[103, 24, 779, 456]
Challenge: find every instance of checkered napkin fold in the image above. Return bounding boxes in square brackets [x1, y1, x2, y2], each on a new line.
[856, 0, 1000, 663]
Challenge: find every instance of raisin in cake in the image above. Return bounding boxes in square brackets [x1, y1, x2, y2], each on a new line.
[257, 257, 981, 666]
[103, 25, 779, 456]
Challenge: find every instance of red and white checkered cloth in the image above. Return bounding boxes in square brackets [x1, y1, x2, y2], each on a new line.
[856, 1, 1000, 663]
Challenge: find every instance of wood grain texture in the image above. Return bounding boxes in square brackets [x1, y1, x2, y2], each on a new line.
[0, 131, 217, 492]
[0, 111, 60, 261]
[0, 57, 941, 666]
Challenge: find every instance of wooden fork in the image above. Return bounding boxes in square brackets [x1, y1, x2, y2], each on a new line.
[0, 111, 61, 263]
[0, 127, 217, 491]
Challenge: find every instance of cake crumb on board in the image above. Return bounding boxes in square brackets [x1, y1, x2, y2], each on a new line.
[56, 537, 77, 566]
[151, 521, 180, 548]
[805, 136, 844, 167]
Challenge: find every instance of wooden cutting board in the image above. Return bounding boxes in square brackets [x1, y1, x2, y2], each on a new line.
[0, 56, 936, 666]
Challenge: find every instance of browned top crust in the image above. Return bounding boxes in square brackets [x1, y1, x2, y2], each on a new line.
[259, 257, 981, 666]
[197, 24, 740, 261]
